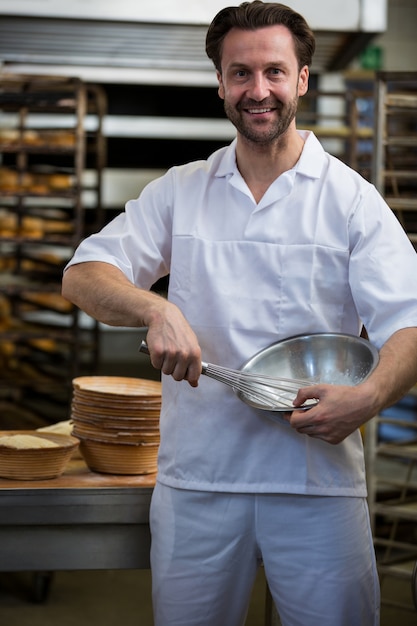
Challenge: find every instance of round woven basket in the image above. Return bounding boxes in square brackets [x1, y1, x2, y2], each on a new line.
[0, 432, 79, 480]
[72, 421, 160, 444]
[78, 436, 159, 475]
[71, 376, 162, 475]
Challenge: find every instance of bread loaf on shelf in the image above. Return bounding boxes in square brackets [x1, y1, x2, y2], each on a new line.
[21, 291, 73, 313]
[0, 167, 73, 193]
[0, 129, 75, 148]
[0, 208, 73, 237]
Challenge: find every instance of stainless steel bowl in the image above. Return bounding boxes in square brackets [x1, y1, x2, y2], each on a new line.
[237, 332, 379, 413]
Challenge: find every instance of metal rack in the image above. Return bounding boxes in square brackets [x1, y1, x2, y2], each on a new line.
[372, 71, 417, 244]
[367, 74, 417, 610]
[0, 74, 107, 428]
[365, 391, 417, 613]
[296, 87, 374, 181]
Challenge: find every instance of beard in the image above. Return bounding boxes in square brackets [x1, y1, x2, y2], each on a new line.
[224, 93, 299, 145]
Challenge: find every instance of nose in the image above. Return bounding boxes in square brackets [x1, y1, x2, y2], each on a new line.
[247, 73, 270, 101]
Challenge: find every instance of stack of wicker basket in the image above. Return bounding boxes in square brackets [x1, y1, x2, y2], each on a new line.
[71, 376, 162, 475]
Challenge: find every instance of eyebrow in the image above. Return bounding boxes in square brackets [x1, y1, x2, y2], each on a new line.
[226, 60, 289, 73]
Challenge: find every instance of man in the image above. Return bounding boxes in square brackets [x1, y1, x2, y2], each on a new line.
[62, 2, 417, 624]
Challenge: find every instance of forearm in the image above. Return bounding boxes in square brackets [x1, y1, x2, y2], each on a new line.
[62, 261, 165, 327]
[62, 261, 202, 385]
[362, 327, 417, 413]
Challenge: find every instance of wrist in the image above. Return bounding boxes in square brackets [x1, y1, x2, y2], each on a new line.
[140, 291, 170, 328]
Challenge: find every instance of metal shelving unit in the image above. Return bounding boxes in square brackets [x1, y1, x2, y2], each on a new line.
[367, 75, 417, 609]
[0, 74, 107, 428]
[372, 71, 417, 244]
[366, 390, 417, 613]
[297, 87, 374, 180]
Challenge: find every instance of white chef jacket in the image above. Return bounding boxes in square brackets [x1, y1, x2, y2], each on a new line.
[66, 131, 417, 496]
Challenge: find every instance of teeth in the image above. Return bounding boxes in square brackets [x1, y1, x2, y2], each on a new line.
[248, 108, 271, 114]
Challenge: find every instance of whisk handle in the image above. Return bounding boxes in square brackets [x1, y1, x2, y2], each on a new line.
[139, 340, 150, 355]
[139, 341, 208, 373]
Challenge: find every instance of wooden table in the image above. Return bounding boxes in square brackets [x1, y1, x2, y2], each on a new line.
[0, 457, 278, 621]
[0, 458, 155, 573]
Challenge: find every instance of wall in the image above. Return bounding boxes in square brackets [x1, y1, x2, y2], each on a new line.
[372, 0, 417, 70]
[0, 0, 383, 31]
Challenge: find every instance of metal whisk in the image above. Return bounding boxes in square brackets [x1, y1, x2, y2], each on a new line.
[139, 341, 316, 411]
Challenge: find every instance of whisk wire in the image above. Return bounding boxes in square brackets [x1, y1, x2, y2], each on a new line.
[138, 341, 315, 410]
[202, 362, 313, 409]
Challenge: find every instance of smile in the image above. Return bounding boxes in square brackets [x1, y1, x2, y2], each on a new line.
[246, 107, 274, 114]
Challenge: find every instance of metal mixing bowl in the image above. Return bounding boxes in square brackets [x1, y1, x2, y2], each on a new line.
[237, 332, 379, 413]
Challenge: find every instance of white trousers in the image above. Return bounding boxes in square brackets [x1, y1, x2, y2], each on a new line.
[150, 483, 380, 626]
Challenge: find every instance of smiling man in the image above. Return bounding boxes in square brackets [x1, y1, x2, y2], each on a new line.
[62, 3, 417, 625]
[219, 25, 307, 142]
[216, 23, 309, 204]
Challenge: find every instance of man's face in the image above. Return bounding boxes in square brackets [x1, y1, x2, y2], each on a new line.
[217, 25, 309, 145]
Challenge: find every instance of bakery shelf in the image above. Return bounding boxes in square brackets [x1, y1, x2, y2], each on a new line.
[372, 71, 417, 247]
[373, 501, 417, 522]
[0, 74, 106, 428]
[365, 392, 417, 613]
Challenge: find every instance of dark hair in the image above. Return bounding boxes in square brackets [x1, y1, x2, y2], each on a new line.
[206, 1, 315, 72]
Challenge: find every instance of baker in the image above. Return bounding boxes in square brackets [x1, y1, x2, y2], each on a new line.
[62, 2, 417, 624]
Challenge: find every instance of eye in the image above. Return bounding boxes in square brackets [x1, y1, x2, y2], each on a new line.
[269, 67, 282, 76]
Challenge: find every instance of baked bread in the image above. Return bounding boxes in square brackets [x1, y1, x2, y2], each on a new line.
[0, 434, 59, 449]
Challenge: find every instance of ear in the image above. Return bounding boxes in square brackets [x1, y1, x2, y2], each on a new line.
[298, 66, 309, 97]
[217, 70, 225, 100]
